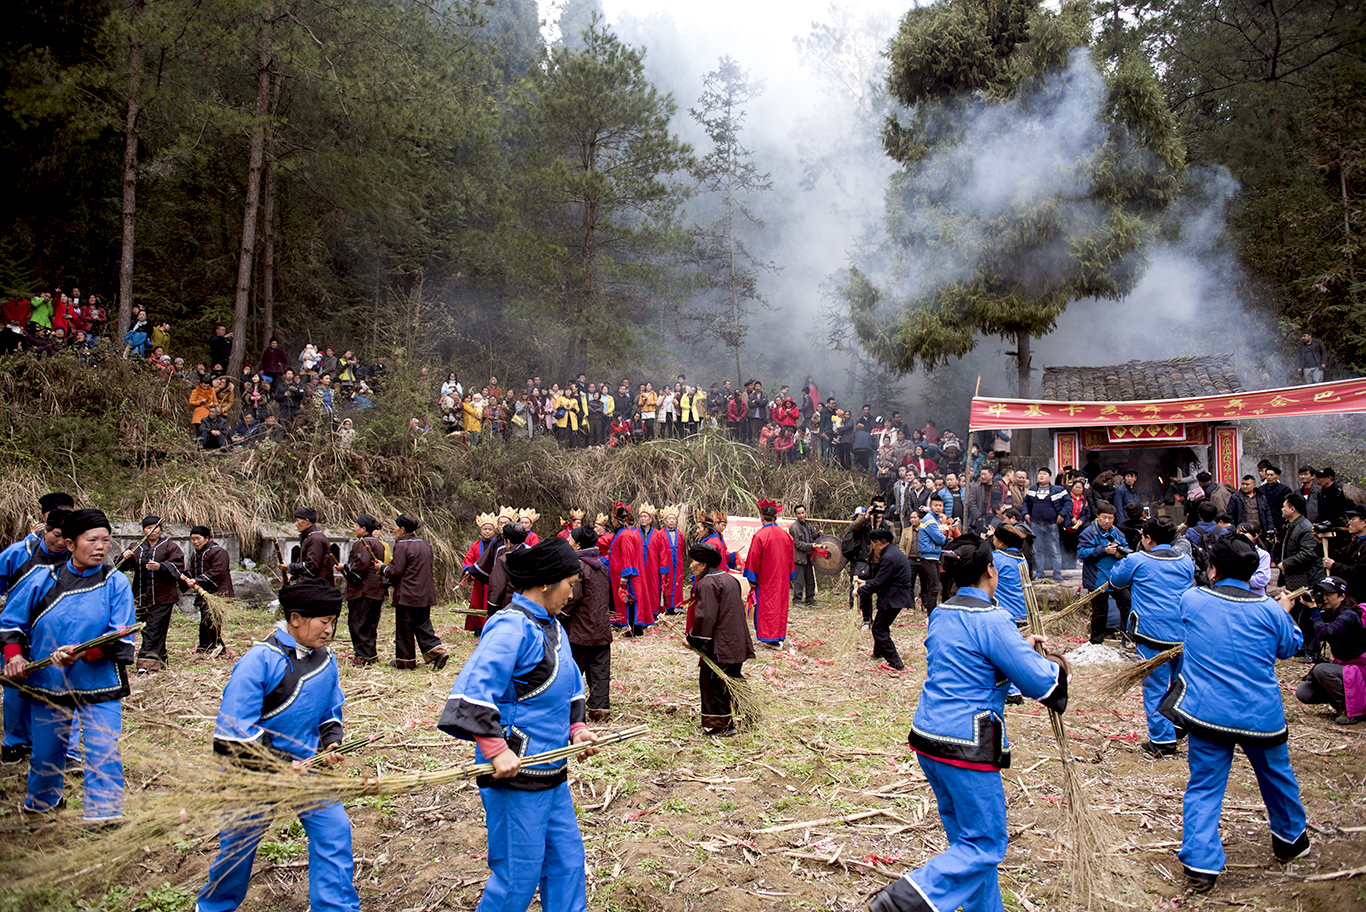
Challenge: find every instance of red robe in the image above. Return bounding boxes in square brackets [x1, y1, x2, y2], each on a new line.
[524, 531, 541, 547]
[650, 526, 687, 612]
[462, 536, 493, 632]
[744, 522, 795, 643]
[609, 526, 650, 627]
[639, 526, 663, 619]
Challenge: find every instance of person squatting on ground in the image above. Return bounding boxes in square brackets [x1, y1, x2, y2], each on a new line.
[121, 515, 184, 673]
[438, 537, 601, 912]
[1, 509, 136, 823]
[1161, 536, 1310, 892]
[380, 514, 449, 671]
[1107, 516, 1194, 758]
[686, 541, 754, 737]
[744, 500, 795, 649]
[342, 514, 387, 666]
[565, 526, 614, 723]
[1294, 575, 1366, 724]
[196, 577, 359, 912]
[855, 527, 915, 672]
[870, 533, 1070, 912]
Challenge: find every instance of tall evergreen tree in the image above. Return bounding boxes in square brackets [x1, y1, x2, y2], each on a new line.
[688, 56, 774, 388]
[844, 0, 1184, 454]
[511, 17, 691, 378]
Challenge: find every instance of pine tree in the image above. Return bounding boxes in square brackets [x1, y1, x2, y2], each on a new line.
[845, 0, 1184, 455]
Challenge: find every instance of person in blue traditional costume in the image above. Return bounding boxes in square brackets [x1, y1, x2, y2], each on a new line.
[196, 575, 357, 912]
[1160, 535, 1310, 892]
[0, 504, 73, 766]
[1107, 516, 1194, 758]
[870, 532, 1070, 912]
[1, 508, 135, 824]
[990, 523, 1030, 706]
[439, 537, 601, 912]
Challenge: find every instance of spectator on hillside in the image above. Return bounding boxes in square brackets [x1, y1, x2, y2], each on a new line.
[199, 404, 231, 450]
[241, 374, 271, 419]
[189, 377, 216, 430]
[274, 369, 305, 424]
[298, 343, 321, 379]
[1299, 329, 1327, 384]
[208, 325, 232, 369]
[212, 375, 235, 418]
[320, 346, 339, 379]
[231, 411, 266, 447]
[259, 337, 288, 380]
[149, 320, 171, 355]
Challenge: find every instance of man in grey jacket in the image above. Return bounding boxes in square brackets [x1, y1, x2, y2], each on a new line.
[788, 505, 818, 606]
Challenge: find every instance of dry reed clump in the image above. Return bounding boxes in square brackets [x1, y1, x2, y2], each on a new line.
[0, 463, 58, 543]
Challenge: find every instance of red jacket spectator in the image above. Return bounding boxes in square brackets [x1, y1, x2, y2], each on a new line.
[2, 298, 30, 327]
[775, 400, 801, 428]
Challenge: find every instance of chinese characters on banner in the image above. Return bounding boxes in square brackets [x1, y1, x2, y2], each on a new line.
[968, 377, 1366, 431]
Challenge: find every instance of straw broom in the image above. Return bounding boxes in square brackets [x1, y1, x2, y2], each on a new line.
[1090, 585, 1311, 700]
[21, 624, 146, 673]
[1021, 565, 1116, 909]
[677, 595, 765, 727]
[1042, 582, 1109, 632]
[179, 573, 239, 633]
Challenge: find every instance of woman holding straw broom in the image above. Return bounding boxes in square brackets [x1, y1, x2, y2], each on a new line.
[438, 537, 600, 912]
[185, 525, 234, 656]
[686, 541, 753, 736]
[197, 576, 358, 912]
[1162, 535, 1310, 892]
[870, 533, 1071, 912]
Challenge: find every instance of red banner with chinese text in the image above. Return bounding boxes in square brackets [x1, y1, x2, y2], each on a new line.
[969, 377, 1366, 431]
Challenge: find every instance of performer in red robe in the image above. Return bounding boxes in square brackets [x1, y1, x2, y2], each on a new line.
[608, 503, 649, 634]
[519, 508, 541, 546]
[461, 512, 498, 632]
[652, 506, 688, 614]
[593, 512, 612, 558]
[558, 509, 585, 540]
[637, 503, 662, 620]
[696, 511, 729, 571]
[744, 500, 795, 647]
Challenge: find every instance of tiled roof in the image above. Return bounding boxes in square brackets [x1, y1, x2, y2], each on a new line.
[1040, 354, 1244, 402]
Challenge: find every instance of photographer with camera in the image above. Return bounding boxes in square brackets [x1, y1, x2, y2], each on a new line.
[1077, 502, 1131, 644]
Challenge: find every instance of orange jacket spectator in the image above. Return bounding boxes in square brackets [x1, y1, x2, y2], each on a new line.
[189, 381, 216, 426]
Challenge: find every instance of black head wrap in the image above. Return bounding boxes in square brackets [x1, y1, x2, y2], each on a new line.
[280, 576, 344, 618]
[993, 524, 1025, 546]
[506, 537, 581, 590]
[39, 492, 74, 514]
[62, 509, 112, 540]
[502, 521, 528, 546]
[396, 514, 421, 533]
[293, 506, 318, 523]
[941, 532, 995, 588]
[688, 542, 723, 567]
[140, 515, 162, 529]
[190, 525, 211, 538]
[1209, 536, 1258, 582]
[44, 507, 71, 529]
[571, 526, 598, 549]
[356, 514, 380, 533]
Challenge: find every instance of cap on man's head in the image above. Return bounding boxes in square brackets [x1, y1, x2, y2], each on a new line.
[1346, 504, 1366, 520]
[294, 507, 318, 523]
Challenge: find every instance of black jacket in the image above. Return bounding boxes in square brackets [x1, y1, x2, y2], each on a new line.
[858, 545, 916, 614]
[1280, 514, 1323, 588]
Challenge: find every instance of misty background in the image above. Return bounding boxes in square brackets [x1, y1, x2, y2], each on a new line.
[550, 0, 1293, 425]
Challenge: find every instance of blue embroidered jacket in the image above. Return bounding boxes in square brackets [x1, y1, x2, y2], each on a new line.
[1108, 545, 1193, 649]
[213, 623, 344, 764]
[910, 587, 1067, 768]
[439, 592, 586, 790]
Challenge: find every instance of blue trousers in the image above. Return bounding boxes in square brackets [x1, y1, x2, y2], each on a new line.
[28, 701, 122, 820]
[4, 685, 83, 759]
[198, 801, 358, 912]
[1137, 644, 1177, 745]
[478, 781, 586, 912]
[1180, 735, 1306, 875]
[906, 755, 1008, 912]
[1032, 525, 1062, 577]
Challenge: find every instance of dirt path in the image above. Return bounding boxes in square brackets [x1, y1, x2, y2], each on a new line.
[3, 591, 1366, 911]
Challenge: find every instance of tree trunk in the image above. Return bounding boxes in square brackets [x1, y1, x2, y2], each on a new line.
[260, 70, 281, 347]
[1015, 329, 1032, 459]
[228, 14, 273, 380]
[117, 0, 145, 346]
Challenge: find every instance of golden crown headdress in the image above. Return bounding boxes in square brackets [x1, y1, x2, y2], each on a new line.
[476, 512, 497, 528]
